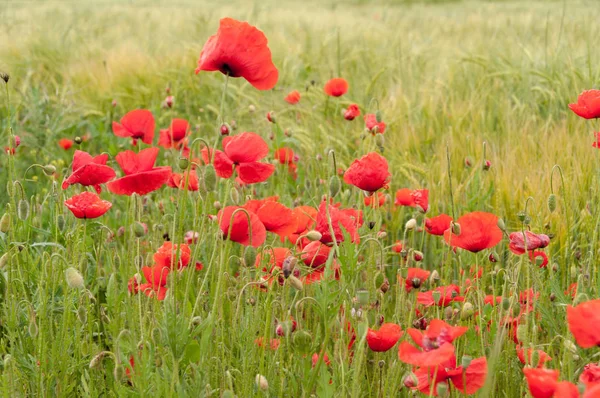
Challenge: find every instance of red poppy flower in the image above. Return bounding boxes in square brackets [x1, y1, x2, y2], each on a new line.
[167, 170, 199, 191]
[274, 147, 298, 179]
[254, 337, 280, 351]
[62, 150, 116, 193]
[184, 231, 200, 244]
[107, 147, 172, 196]
[203, 132, 275, 184]
[242, 196, 279, 214]
[553, 382, 580, 398]
[517, 347, 551, 368]
[138, 264, 170, 300]
[425, 214, 453, 236]
[302, 260, 341, 285]
[580, 363, 600, 388]
[593, 132, 600, 149]
[400, 267, 431, 292]
[312, 353, 331, 368]
[364, 191, 386, 208]
[398, 319, 467, 367]
[324, 78, 348, 97]
[569, 90, 600, 119]
[217, 206, 267, 248]
[343, 152, 391, 193]
[153, 242, 191, 270]
[585, 384, 600, 398]
[255, 247, 292, 273]
[523, 368, 559, 398]
[509, 231, 550, 255]
[112, 109, 155, 145]
[394, 188, 429, 212]
[64, 191, 112, 219]
[285, 206, 318, 245]
[364, 114, 386, 134]
[195, 18, 278, 90]
[412, 357, 488, 396]
[567, 299, 600, 348]
[392, 240, 404, 253]
[249, 200, 298, 239]
[4, 135, 20, 155]
[529, 251, 548, 268]
[315, 201, 361, 244]
[285, 90, 301, 104]
[59, 138, 73, 150]
[158, 118, 190, 149]
[443, 212, 502, 253]
[366, 323, 403, 352]
[484, 295, 503, 306]
[300, 241, 332, 268]
[417, 285, 464, 307]
[344, 104, 360, 120]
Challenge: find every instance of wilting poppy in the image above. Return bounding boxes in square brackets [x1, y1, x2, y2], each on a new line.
[107, 147, 172, 196]
[395, 188, 429, 212]
[516, 347, 551, 368]
[153, 242, 191, 270]
[567, 299, 600, 348]
[285, 90, 301, 104]
[366, 323, 403, 352]
[364, 191, 386, 208]
[443, 212, 503, 253]
[195, 18, 278, 90]
[400, 267, 431, 292]
[138, 265, 170, 300]
[417, 285, 464, 307]
[62, 150, 116, 193]
[364, 114, 386, 134]
[59, 138, 73, 150]
[344, 104, 360, 120]
[425, 214, 453, 236]
[315, 201, 362, 244]
[529, 251, 548, 268]
[324, 78, 348, 97]
[398, 319, 467, 367]
[112, 109, 155, 145]
[508, 231, 550, 255]
[343, 152, 391, 193]
[412, 357, 488, 396]
[569, 90, 600, 119]
[64, 191, 112, 219]
[203, 132, 275, 184]
[158, 118, 190, 150]
[218, 206, 267, 248]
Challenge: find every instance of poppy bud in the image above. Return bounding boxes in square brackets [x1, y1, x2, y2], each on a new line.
[0, 212, 10, 233]
[488, 251, 499, 263]
[0, 73, 9, 83]
[255, 374, 269, 391]
[549, 293, 556, 302]
[6, 181, 14, 197]
[111, 99, 117, 107]
[113, 363, 126, 380]
[405, 218, 417, 231]
[329, 175, 341, 197]
[357, 289, 369, 306]
[563, 339, 578, 354]
[379, 279, 390, 294]
[178, 157, 189, 170]
[570, 266, 577, 280]
[220, 123, 230, 136]
[266, 111, 275, 123]
[247, 104, 256, 113]
[132, 222, 146, 238]
[55, 214, 65, 231]
[464, 157, 473, 168]
[461, 302, 474, 320]
[282, 256, 297, 279]
[305, 230, 322, 242]
[65, 267, 84, 290]
[377, 231, 387, 239]
[18, 199, 30, 221]
[436, 382, 449, 397]
[203, 165, 217, 192]
[432, 291, 441, 304]
[243, 246, 257, 268]
[78, 305, 87, 324]
[530, 350, 540, 367]
[517, 211, 526, 222]
[0, 253, 9, 269]
[461, 355, 473, 369]
[429, 270, 440, 284]
[548, 194, 557, 213]
[89, 351, 110, 369]
[483, 160, 491, 170]
[516, 325, 527, 343]
[230, 186, 240, 205]
[497, 218, 506, 232]
[288, 275, 303, 291]
[451, 221, 461, 235]
[375, 134, 385, 151]
[412, 251, 423, 262]
[402, 372, 418, 388]
[42, 164, 56, 176]
[73, 136, 83, 145]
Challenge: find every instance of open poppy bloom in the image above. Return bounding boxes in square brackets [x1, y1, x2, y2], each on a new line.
[508, 231, 550, 255]
[417, 285, 464, 307]
[285, 90, 301, 104]
[395, 188, 429, 213]
[516, 347, 551, 368]
[217, 206, 267, 248]
[324, 78, 348, 97]
[64, 191, 112, 219]
[59, 138, 73, 150]
[344, 104, 360, 120]
[425, 214, 453, 236]
[244, 200, 298, 239]
[255, 247, 292, 273]
[399, 267, 431, 292]
[315, 201, 362, 244]
[138, 265, 170, 301]
[523, 368, 579, 398]
[580, 363, 600, 388]
[443, 212, 503, 253]
[153, 242, 191, 270]
[202, 132, 275, 184]
[107, 147, 172, 195]
[300, 241, 332, 268]
[366, 323, 403, 352]
[398, 319, 466, 367]
[158, 118, 190, 150]
[62, 150, 116, 193]
[411, 357, 488, 396]
[167, 170, 199, 191]
[364, 114, 386, 134]
[569, 90, 600, 119]
[195, 18, 278, 90]
[112, 109, 155, 145]
[284, 205, 317, 246]
[343, 152, 391, 193]
[567, 299, 600, 348]
[364, 191, 386, 208]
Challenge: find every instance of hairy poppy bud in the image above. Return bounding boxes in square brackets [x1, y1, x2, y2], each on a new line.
[306, 230, 322, 242]
[413, 250, 423, 262]
[230, 187, 240, 205]
[0, 253, 9, 269]
[483, 160, 491, 170]
[547, 194, 557, 213]
[403, 372, 418, 388]
[178, 157, 189, 170]
[132, 222, 147, 238]
[18, 199, 30, 221]
[288, 275, 303, 291]
[43, 164, 56, 176]
[429, 270, 440, 284]
[65, 267, 84, 289]
[89, 351, 110, 369]
[451, 221, 461, 235]
[461, 355, 472, 368]
[357, 289, 369, 306]
[516, 325, 528, 343]
[379, 279, 390, 294]
[0, 212, 10, 233]
[255, 374, 269, 391]
[497, 218, 506, 231]
[78, 306, 87, 324]
[113, 363, 125, 380]
[405, 218, 417, 231]
[243, 246, 257, 268]
[489, 251, 499, 263]
[282, 256, 297, 279]
[266, 111, 275, 123]
[203, 165, 217, 192]
[375, 134, 385, 152]
[461, 302, 474, 320]
[563, 339, 577, 354]
[436, 382, 449, 397]
[329, 175, 341, 197]
[464, 157, 473, 168]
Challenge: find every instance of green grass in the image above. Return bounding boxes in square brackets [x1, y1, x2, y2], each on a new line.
[1, 0, 599, 396]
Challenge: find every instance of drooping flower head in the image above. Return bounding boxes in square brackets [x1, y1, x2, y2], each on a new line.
[112, 109, 155, 145]
[107, 147, 172, 196]
[195, 18, 278, 90]
[62, 150, 116, 193]
[324, 78, 348, 97]
[569, 90, 600, 119]
[443, 212, 503, 253]
[344, 104, 360, 120]
[364, 113, 386, 134]
[64, 191, 112, 219]
[343, 152, 391, 193]
[508, 231, 550, 255]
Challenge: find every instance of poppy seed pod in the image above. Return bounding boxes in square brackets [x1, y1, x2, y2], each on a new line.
[461, 355, 473, 368]
[329, 175, 341, 197]
[65, 267, 84, 289]
[0, 212, 10, 233]
[548, 194, 557, 213]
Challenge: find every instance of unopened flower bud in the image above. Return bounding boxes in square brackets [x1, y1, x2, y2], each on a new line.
[243, 246, 257, 268]
[516, 325, 528, 344]
[266, 111, 275, 123]
[357, 289, 369, 306]
[65, 267, 84, 289]
[230, 187, 240, 205]
[288, 275, 303, 291]
[547, 194, 557, 213]
[403, 372, 418, 388]
[451, 222, 461, 235]
[248, 104, 256, 113]
[43, 164, 56, 176]
[89, 351, 110, 369]
[28, 319, 38, 337]
[178, 157, 189, 170]
[306, 230, 322, 242]
[0, 212, 10, 233]
[436, 382, 449, 397]
[461, 302, 474, 319]
[132, 222, 147, 238]
[78, 306, 87, 324]
[432, 290, 441, 304]
[489, 251, 499, 263]
[379, 279, 390, 294]
[282, 256, 298, 279]
[464, 157, 473, 168]
[255, 374, 269, 391]
[18, 199, 30, 220]
[563, 339, 578, 354]
[220, 123, 230, 136]
[203, 165, 217, 192]
[483, 160, 491, 170]
[429, 270, 440, 284]
[329, 175, 341, 197]
[405, 218, 417, 231]
[413, 250, 423, 262]
[461, 355, 472, 368]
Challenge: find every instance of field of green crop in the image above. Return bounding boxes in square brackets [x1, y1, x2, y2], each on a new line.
[1, 0, 600, 396]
